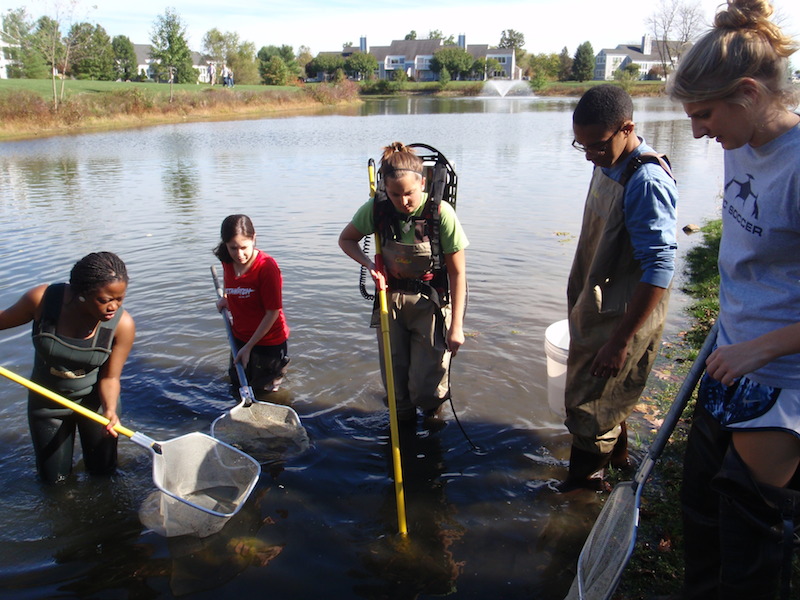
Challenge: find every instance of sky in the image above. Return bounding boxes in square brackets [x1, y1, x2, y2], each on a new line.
[11, 0, 800, 63]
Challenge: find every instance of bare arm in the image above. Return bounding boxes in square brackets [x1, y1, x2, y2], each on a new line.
[338, 223, 381, 282]
[96, 309, 135, 437]
[706, 322, 800, 386]
[590, 281, 666, 378]
[0, 285, 48, 330]
[444, 250, 467, 356]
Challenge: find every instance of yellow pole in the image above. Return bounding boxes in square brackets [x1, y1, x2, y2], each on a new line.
[0, 365, 136, 439]
[369, 160, 408, 536]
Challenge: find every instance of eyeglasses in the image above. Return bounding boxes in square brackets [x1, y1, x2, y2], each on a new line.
[572, 125, 626, 155]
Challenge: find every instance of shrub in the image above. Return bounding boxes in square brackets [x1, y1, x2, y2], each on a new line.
[0, 89, 50, 122]
[305, 80, 360, 104]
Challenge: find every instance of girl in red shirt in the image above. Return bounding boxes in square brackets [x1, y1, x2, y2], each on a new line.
[213, 214, 290, 392]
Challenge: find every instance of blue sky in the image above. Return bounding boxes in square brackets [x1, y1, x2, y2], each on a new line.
[16, 0, 800, 62]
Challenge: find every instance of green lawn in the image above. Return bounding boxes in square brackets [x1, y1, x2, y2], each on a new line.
[0, 78, 301, 99]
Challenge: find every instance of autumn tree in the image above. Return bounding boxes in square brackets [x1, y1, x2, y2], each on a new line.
[646, 0, 704, 76]
[261, 55, 289, 85]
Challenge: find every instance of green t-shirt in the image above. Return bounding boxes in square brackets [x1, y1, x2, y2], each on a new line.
[350, 194, 469, 254]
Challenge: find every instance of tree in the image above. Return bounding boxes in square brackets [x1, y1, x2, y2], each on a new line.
[258, 44, 300, 83]
[261, 55, 288, 85]
[32, 15, 66, 108]
[558, 46, 573, 81]
[499, 29, 526, 62]
[427, 29, 455, 45]
[526, 53, 560, 81]
[201, 28, 232, 66]
[305, 53, 345, 80]
[438, 66, 451, 89]
[572, 41, 595, 82]
[230, 41, 258, 84]
[646, 0, 704, 76]
[470, 57, 486, 79]
[431, 46, 472, 80]
[614, 62, 641, 90]
[150, 8, 195, 87]
[1, 8, 49, 79]
[404, 30, 417, 41]
[204, 30, 259, 85]
[112, 35, 137, 81]
[69, 23, 115, 80]
[345, 52, 377, 80]
[296, 45, 313, 72]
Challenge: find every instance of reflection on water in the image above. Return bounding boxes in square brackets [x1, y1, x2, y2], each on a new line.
[0, 96, 723, 598]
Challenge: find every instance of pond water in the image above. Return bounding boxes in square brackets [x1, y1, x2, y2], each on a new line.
[0, 95, 724, 599]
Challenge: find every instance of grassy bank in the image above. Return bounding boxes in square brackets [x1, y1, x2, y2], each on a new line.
[0, 78, 669, 141]
[0, 79, 360, 141]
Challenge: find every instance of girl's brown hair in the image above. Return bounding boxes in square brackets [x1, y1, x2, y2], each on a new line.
[213, 214, 256, 263]
[669, 0, 798, 107]
[378, 141, 424, 181]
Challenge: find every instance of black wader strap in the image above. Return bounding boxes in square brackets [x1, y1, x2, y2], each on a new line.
[620, 153, 674, 187]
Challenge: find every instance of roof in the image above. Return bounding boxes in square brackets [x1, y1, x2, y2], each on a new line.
[599, 39, 687, 62]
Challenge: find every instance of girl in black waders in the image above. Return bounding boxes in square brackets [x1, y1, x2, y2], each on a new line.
[338, 141, 469, 423]
[0, 252, 135, 484]
[669, 0, 800, 597]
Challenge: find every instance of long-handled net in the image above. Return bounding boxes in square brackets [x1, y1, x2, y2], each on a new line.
[0, 366, 261, 539]
[565, 323, 718, 599]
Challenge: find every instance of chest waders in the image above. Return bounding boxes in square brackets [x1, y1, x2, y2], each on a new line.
[28, 283, 122, 483]
[559, 154, 674, 492]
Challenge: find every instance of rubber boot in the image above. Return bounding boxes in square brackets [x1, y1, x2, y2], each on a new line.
[610, 421, 634, 471]
[556, 445, 612, 493]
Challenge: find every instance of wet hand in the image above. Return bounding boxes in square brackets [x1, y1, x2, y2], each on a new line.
[371, 268, 386, 289]
[216, 297, 228, 313]
[104, 411, 120, 438]
[235, 346, 251, 369]
[447, 329, 465, 356]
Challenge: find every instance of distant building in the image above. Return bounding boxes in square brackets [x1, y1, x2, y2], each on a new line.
[313, 35, 520, 82]
[594, 34, 690, 80]
[132, 43, 209, 82]
[0, 43, 18, 79]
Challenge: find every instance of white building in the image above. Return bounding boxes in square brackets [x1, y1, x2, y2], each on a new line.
[594, 34, 689, 80]
[321, 35, 519, 82]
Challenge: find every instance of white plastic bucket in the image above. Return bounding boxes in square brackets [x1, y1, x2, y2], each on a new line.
[544, 319, 570, 419]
